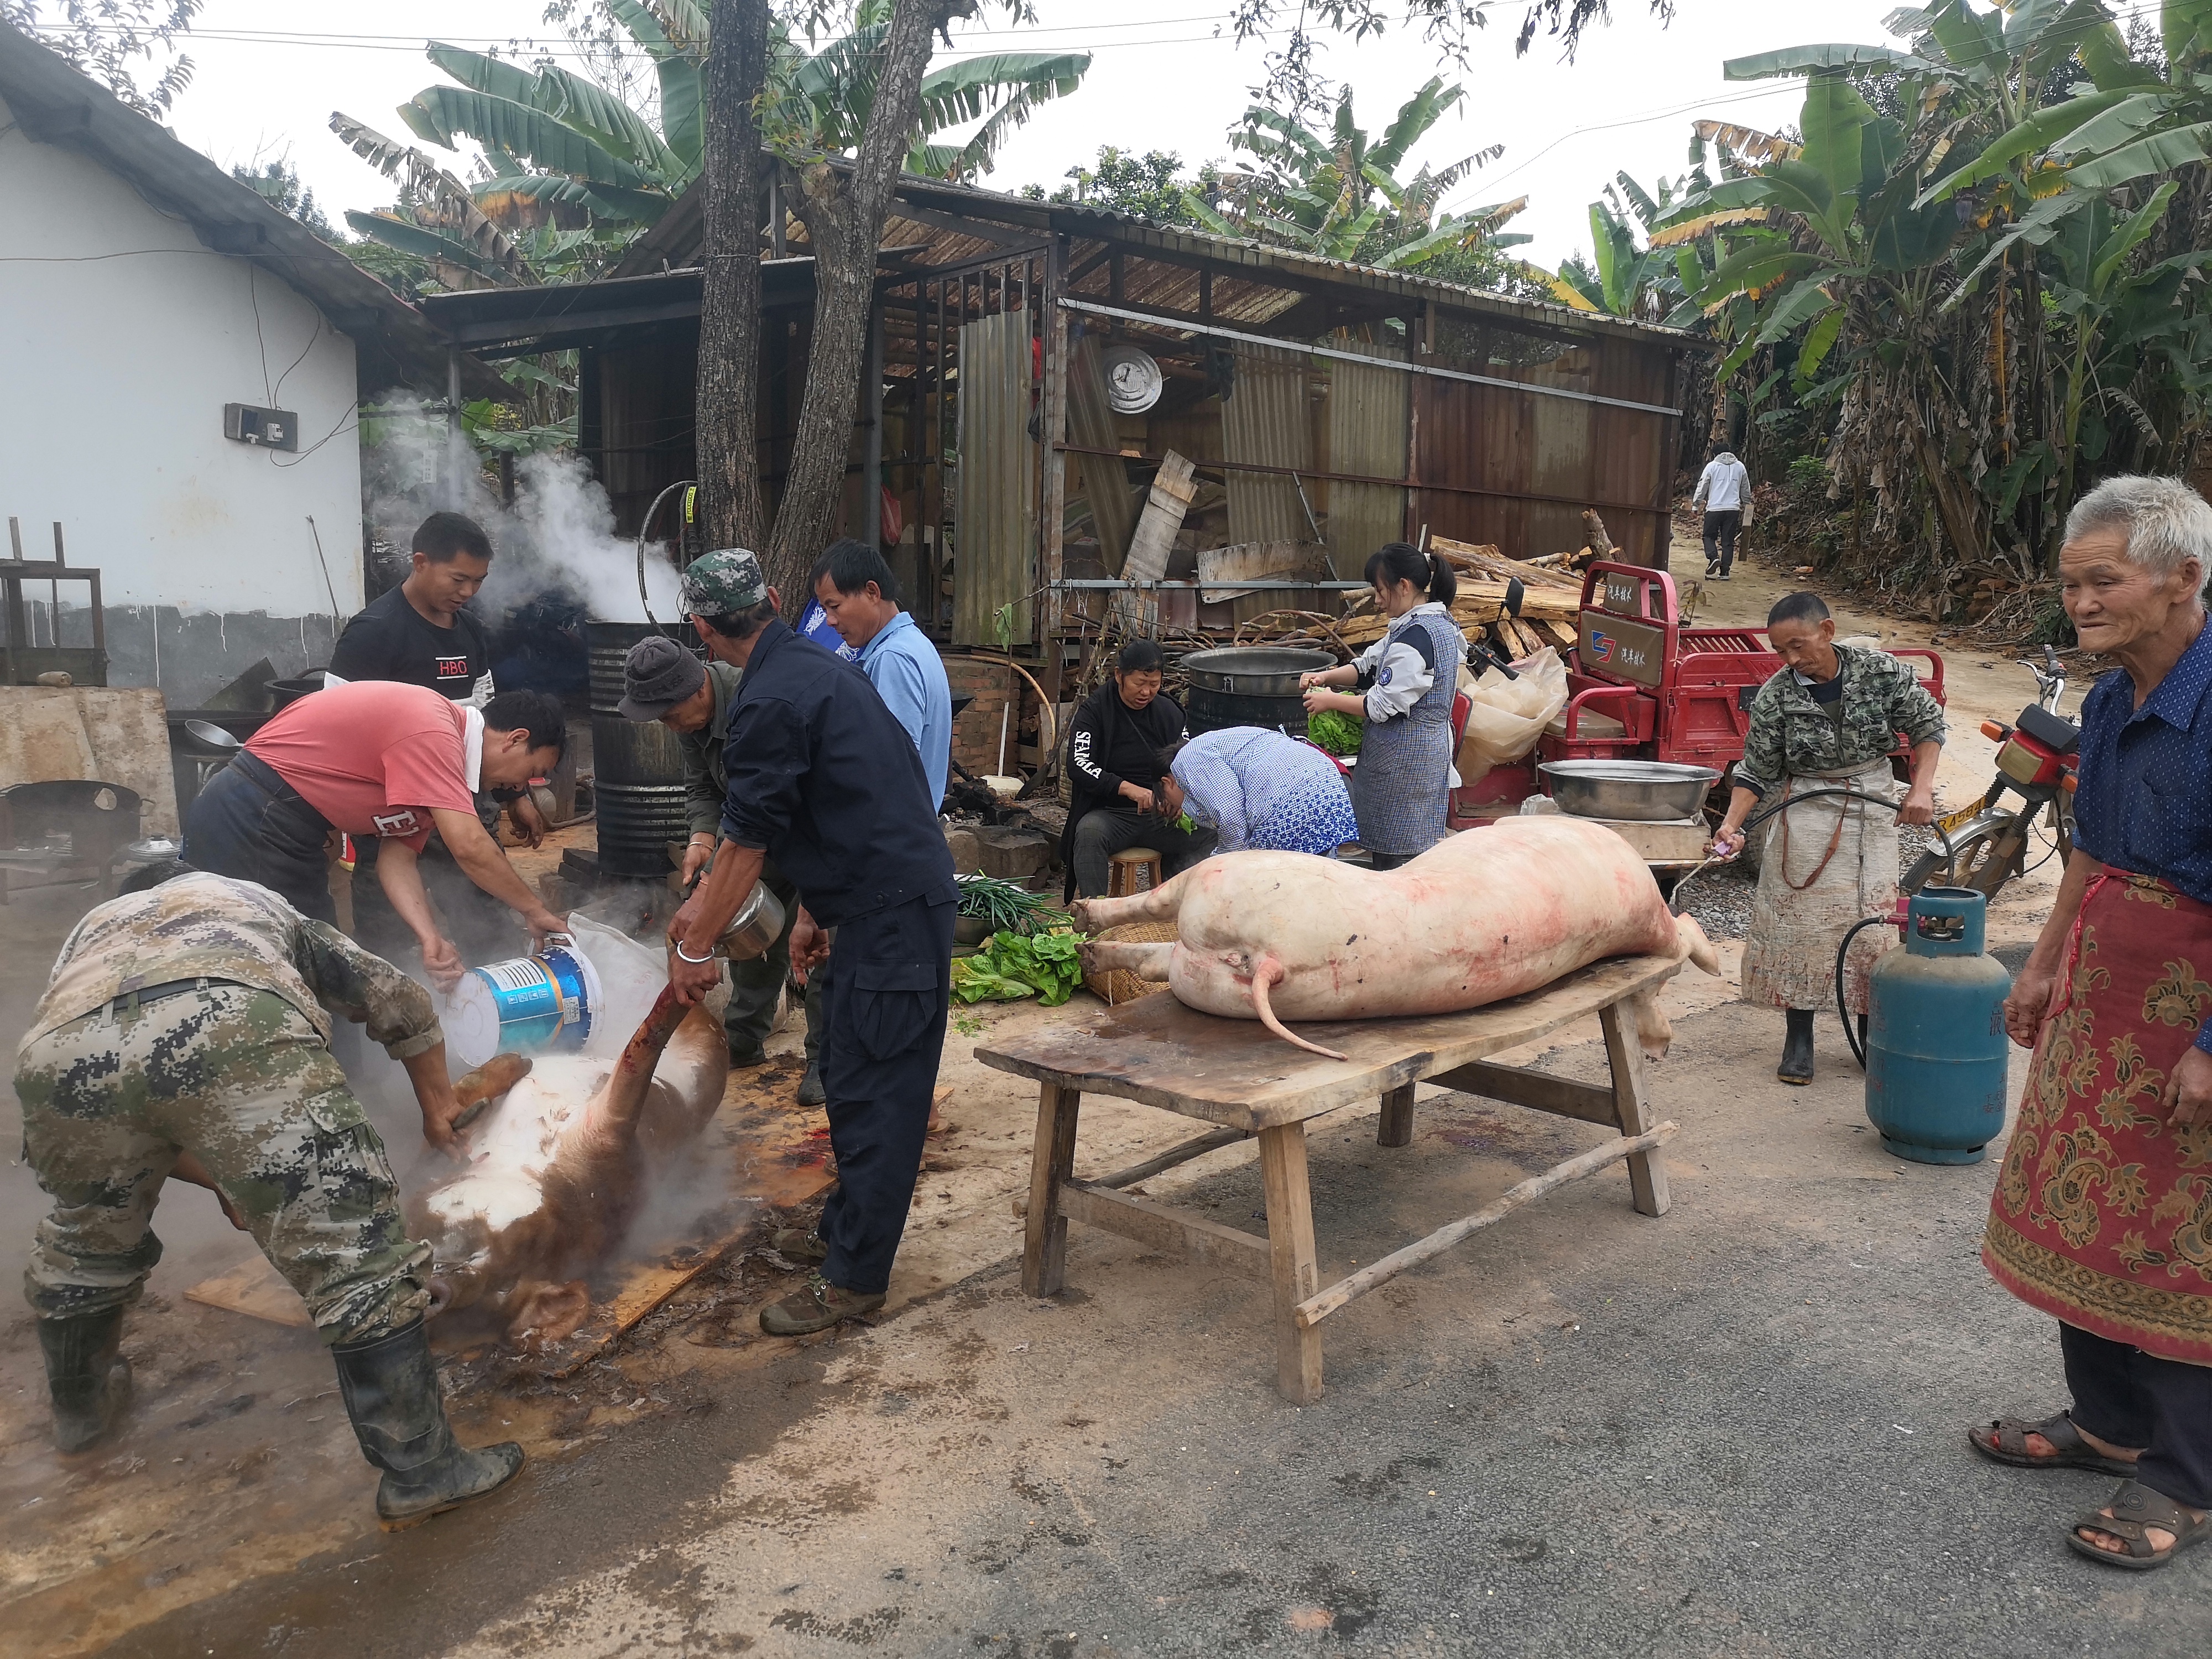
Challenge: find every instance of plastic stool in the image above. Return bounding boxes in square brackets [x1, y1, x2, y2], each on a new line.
[1107, 847, 1164, 898]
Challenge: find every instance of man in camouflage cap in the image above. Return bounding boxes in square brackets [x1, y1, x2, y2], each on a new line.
[679, 545, 769, 618]
[15, 863, 523, 1528]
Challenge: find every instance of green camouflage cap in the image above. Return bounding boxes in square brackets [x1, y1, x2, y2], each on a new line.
[680, 548, 768, 616]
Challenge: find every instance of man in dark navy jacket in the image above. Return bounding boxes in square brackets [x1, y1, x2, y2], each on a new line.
[666, 549, 956, 1335]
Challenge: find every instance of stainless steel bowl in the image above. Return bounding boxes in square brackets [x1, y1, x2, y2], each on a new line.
[179, 718, 242, 753]
[715, 880, 788, 961]
[1538, 759, 1721, 822]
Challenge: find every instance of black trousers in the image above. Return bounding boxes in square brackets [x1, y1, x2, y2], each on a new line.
[1702, 509, 1743, 575]
[1071, 806, 1217, 899]
[2062, 1321, 2212, 1509]
[351, 832, 519, 970]
[815, 891, 956, 1295]
[183, 753, 335, 925]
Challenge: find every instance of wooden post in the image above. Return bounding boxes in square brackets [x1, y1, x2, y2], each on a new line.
[1256, 1121, 1323, 1404]
[1598, 1000, 1670, 1217]
[1377, 1082, 1415, 1148]
[1038, 236, 1070, 651]
[1021, 1082, 1082, 1296]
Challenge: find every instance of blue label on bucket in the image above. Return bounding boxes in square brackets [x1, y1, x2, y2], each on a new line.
[467, 946, 594, 1050]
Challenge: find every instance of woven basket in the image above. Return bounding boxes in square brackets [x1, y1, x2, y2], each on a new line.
[1084, 920, 1178, 1006]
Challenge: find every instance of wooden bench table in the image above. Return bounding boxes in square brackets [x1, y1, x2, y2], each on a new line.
[975, 953, 1684, 1404]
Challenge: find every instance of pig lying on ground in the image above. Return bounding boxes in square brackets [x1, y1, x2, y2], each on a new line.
[410, 985, 729, 1345]
[1074, 815, 1721, 1061]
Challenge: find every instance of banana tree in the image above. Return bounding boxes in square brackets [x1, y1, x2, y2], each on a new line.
[1536, 173, 1693, 320]
[1181, 79, 1531, 270]
[335, 1, 1091, 286]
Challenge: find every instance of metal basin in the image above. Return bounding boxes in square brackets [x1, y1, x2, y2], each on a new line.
[179, 718, 242, 754]
[1181, 646, 1335, 697]
[1539, 760, 1721, 822]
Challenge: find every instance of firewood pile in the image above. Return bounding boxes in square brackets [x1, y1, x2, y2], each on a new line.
[1230, 533, 1592, 664]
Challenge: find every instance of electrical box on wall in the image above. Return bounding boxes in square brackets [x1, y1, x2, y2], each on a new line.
[223, 403, 298, 451]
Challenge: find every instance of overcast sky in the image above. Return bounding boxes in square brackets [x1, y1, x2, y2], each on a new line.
[154, 0, 1917, 269]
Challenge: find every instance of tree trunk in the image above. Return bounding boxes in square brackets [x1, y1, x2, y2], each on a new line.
[696, 0, 771, 554]
[766, 0, 976, 600]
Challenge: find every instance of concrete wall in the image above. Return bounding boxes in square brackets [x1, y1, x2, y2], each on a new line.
[0, 91, 364, 708]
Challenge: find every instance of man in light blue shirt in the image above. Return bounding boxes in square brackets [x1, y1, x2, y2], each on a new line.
[811, 539, 952, 809]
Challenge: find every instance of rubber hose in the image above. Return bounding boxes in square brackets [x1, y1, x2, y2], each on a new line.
[1835, 914, 1895, 1070]
[1728, 788, 1957, 1073]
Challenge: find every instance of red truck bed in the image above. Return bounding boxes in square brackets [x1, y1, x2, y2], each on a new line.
[1452, 562, 1944, 822]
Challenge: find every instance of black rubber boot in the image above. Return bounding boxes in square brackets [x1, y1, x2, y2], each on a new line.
[797, 1061, 826, 1108]
[1779, 1008, 1816, 1086]
[38, 1307, 132, 1454]
[332, 1318, 524, 1531]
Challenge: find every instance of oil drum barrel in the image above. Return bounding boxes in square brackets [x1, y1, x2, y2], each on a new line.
[586, 620, 698, 879]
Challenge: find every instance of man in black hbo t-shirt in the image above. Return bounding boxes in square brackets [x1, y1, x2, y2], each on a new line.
[329, 511, 496, 702]
[330, 512, 537, 966]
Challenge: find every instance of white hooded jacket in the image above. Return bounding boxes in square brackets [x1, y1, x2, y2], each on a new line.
[1694, 452, 1750, 513]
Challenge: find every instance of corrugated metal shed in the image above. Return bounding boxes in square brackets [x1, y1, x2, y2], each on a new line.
[954, 309, 1034, 648]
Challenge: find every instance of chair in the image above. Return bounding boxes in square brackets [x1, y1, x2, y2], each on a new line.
[1106, 847, 1164, 898]
[0, 779, 144, 904]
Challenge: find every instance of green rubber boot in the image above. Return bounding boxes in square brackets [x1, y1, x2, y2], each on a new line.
[38, 1307, 133, 1454]
[332, 1319, 524, 1530]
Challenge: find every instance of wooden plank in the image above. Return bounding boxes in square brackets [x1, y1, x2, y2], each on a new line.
[1427, 1060, 1620, 1126]
[1096, 1126, 1249, 1190]
[1377, 1082, 1415, 1147]
[185, 1253, 311, 1328]
[1021, 1082, 1082, 1296]
[1257, 1121, 1324, 1404]
[974, 951, 1683, 1131]
[1058, 1181, 1268, 1277]
[1600, 1000, 1670, 1217]
[1111, 450, 1197, 633]
[1197, 539, 1327, 603]
[1295, 1123, 1679, 1328]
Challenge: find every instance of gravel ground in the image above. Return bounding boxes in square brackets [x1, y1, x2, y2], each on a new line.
[1672, 822, 1948, 945]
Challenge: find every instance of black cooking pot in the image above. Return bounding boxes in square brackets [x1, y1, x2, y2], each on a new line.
[1180, 646, 1335, 738]
[265, 671, 330, 710]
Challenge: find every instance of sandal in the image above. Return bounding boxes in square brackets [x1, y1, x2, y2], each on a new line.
[2067, 1480, 2210, 1571]
[1968, 1411, 2139, 1477]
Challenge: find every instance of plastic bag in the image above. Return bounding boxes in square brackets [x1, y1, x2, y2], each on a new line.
[1455, 646, 1569, 784]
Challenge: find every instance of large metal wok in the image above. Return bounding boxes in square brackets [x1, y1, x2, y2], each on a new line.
[1538, 759, 1721, 823]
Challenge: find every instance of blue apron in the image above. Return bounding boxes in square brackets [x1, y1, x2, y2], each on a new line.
[1350, 608, 1463, 857]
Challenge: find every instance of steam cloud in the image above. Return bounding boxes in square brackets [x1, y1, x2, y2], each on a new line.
[361, 399, 681, 622]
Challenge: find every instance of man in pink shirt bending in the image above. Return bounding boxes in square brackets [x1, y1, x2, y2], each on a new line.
[185, 681, 567, 984]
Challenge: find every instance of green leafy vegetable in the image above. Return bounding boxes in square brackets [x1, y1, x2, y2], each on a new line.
[950, 927, 1087, 1006]
[1305, 708, 1363, 756]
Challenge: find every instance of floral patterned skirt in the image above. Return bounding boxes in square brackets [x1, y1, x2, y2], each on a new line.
[1983, 871, 2212, 1364]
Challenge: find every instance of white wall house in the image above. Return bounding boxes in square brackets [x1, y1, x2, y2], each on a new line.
[0, 28, 487, 708]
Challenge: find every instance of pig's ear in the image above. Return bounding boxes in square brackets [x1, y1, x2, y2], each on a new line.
[1625, 989, 1674, 1061]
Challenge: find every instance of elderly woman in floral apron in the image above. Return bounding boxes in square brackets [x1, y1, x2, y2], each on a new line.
[1299, 542, 1465, 870]
[1964, 477, 2212, 1573]
[1710, 591, 1945, 1083]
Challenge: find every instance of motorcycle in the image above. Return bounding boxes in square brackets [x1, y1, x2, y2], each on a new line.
[1901, 644, 2077, 899]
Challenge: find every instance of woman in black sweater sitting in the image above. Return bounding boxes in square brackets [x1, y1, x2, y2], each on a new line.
[1060, 639, 1217, 898]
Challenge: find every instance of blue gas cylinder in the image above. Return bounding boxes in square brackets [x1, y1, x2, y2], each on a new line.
[1864, 886, 2013, 1164]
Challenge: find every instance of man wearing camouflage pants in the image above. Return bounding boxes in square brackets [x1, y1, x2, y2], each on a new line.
[14, 864, 522, 1530]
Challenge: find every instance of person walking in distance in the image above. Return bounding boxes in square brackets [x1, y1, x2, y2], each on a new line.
[1693, 446, 1752, 580]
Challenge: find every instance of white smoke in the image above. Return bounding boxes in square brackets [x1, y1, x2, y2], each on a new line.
[360, 400, 681, 623]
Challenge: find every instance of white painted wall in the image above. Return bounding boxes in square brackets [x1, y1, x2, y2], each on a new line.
[0, 91, 366, 702]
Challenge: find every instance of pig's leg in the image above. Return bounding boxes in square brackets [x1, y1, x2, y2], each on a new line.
[1070, 864, 1197, 932]
[1624, 987, 1674, 1060]
[1672, 914, 1721, 977]
[1079, 940, 1175, 979]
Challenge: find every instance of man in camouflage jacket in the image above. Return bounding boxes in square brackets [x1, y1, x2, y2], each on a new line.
[14, 865, 523, 1528]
